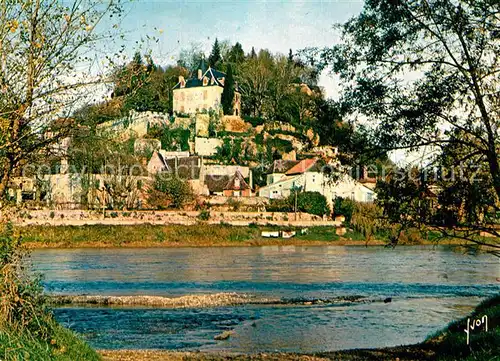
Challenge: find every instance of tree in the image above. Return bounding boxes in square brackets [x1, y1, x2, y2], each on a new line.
[249, 47, 257, 59]
[208, 38, 222, 68]
[295, 191, 330, 217]
[312, 0, 499, 254]
[228, 42, 245, 66]
[221, 64, 235, 115]
[239, 49, 273, 117]
[0, 0, 124, 200]
[177, 43, 205, 74]
[148, 173, 193, 209]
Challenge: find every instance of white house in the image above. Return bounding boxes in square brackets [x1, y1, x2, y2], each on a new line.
[258, 159, 376, 207]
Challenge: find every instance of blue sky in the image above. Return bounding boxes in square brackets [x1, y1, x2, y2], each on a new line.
[115, 0, 364, 97]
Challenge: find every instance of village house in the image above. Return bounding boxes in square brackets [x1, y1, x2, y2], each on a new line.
[205, 170, 252, 197]
[258, 158, 376, 207]
[172, 66, 241, 116]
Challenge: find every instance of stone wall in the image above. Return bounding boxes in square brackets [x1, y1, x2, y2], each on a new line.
[195, 137, 223, 156]
[14, 209, 341, 228]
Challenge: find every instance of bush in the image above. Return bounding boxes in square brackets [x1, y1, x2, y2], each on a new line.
[267, 192, 330, 217]
[267, 197, 293, 212]
[334, 197, 355, 223]
[0, 222, 101, 360]
[148, 174, 194, 209]
[227, 198, 242, 211]
[198, 209, 211, 221]
[243, 115, 265, 127]
[295, 191, 330, 217]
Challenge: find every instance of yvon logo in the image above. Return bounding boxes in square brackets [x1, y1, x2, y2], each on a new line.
[464, 315, 488, 345]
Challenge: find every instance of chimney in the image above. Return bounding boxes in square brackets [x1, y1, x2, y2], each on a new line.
[198, 69, 202, 80]
[362, 166, 368, 180]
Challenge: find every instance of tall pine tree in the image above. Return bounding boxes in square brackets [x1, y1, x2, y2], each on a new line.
[221, 64, 235, 115]
[250, 46, 256, 59]
[208, 38, 222, 68]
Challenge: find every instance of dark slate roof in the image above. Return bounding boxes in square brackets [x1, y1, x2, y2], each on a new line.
[162, 156, 201, 180]
[225, 171, 250, 191]
[205, 171, 251, 192]
[173, 67, 226, 90]
[205, 174, 231, 193]
[266, 160, 299, 174]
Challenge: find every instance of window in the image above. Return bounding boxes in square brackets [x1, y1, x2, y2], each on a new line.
[233, 191, 240, 197]
[235, 109, 239, 116]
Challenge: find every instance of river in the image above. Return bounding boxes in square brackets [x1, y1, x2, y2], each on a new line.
[30, 246, 499, 352]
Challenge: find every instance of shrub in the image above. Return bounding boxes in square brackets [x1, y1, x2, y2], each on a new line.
[148, 174, 194, 209]
[267, 192, 330, 217]
[350, 202, 383, 242]
[243, 115, 265, 127]
[0, 223, 51, 339]
[334, 197, 355, 223]
[267, 197, 293, 212]
[110, 212, 119, 218]
[227, 198, 242, 211]
[198, 210, 211, 221]
[295, 191, 330, 217]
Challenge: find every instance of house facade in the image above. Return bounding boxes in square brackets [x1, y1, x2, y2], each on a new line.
[258, 159, 376, 207]
[173, 67, 241, 116]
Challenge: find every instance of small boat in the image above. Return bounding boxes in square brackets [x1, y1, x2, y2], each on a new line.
[261, 231, 280, 238]
[282, 231, 296, 239]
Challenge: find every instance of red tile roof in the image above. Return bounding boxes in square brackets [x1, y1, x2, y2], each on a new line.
[285, 158, 317, 175]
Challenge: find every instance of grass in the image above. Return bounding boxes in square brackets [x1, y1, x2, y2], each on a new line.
[0, 222, 101, 361]
[0, 319, 101, 361]
[424, 294, 500, 361]
[18, 224, 350, 248]
[18, 223, 476, 248]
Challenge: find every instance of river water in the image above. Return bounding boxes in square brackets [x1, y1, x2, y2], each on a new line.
[31, 246, 499, 352]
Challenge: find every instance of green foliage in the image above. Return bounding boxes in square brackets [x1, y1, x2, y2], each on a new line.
[0, 223, 100, 360]
[267, 197, 293, 213]
[221, 64, 235, 115]
[215, 137, 249, 165]
[243, 116, 265, 127]
[208, 38, 222, 68]
[266, 137, 294, 154]
[1, 224, 51, 339]
[148, 125, 191, 152]
[148, 174, 194, 209]
[198, 209, 211, 221]
[268, 191, 330, 216]
[296, 191, 330, 217]
[333, 197, 355, 223]
[311, 0, 500, 253]
[350, 202, 384, 242]
[227, 42, 245, 68]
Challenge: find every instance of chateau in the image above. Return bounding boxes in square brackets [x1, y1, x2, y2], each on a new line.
[172, 66, 241, 116]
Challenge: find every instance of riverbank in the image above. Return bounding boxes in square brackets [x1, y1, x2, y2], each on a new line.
[18, 224, 467, 248]
[99, 294, 500, 361]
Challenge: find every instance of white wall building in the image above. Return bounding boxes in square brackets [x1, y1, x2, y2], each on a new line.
[258, 159, 376, 208]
